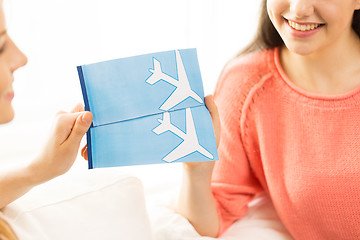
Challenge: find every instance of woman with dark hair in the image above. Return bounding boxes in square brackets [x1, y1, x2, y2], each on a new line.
[177, 0, 360, 239]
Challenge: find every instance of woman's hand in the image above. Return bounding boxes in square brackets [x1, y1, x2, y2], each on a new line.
[0, 104, 93, 208]
[176, 95, 221, 237]
[29, 104, 93, 183]
[81, 145, 88, 160]
[206, 95, 221, 148]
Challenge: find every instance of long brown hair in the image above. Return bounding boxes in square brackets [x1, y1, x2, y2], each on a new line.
[0, 217, 18, 240]
[239, 0, 360, 55]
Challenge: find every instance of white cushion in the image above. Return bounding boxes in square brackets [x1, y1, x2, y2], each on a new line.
[1, 168, 153, 240]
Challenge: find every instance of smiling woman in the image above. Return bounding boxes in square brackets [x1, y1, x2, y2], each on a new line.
[176, 0, 360, 239]
[0, 0, 95, 237]
[0, 26, 27, 124]
[267, 0, 360, 56]
[241, 0, 360, 54]
[0, 4, 27, 236]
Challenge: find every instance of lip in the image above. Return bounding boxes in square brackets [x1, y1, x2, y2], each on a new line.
[284, 18, 324, 38]
[4, 92, 14, 101]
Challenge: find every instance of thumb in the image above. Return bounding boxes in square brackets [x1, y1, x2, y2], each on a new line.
[65, 111, 93, 147]
[205, 95, 220, 147]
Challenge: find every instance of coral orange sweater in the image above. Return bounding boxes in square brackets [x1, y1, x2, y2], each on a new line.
[212, 47, 360, 240]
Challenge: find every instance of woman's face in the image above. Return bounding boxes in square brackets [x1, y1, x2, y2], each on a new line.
[267, 0, 360, 56]
[0, 5, 27, 124]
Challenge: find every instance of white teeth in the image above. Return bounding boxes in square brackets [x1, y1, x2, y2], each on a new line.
[288, 20, 320, 31]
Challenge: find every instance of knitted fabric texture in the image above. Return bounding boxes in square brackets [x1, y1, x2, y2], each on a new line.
[212, 47, 360, 240]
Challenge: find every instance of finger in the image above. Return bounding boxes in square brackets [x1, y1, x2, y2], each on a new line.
[53, 112, 83, 145]
[205, 95, 221, 147]
[56, 110, 67, 116]
[81, 145, 88, 160]
[65, 111, 93, 147]
[70, 103, 85, 113]
[205, 95, 220, 126]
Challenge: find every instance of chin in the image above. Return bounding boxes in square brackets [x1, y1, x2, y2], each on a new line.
[284, 42, 317, 56]
[0, 108, 15, 124]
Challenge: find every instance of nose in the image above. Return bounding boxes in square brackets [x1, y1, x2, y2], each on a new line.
[290, 0, 314, 19]
[8, 38, 27, 73]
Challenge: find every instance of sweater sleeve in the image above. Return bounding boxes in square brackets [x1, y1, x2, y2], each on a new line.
[212, 60, 263, 236]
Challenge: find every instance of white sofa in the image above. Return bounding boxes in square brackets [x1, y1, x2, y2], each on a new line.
[2, 161, 293, 240]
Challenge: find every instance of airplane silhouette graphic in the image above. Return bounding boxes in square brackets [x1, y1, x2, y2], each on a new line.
[146, 50, 203, 111]
[152, 108, 213, 163]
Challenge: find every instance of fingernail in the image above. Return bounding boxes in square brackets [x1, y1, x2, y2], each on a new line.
[81, 112, 91, 124]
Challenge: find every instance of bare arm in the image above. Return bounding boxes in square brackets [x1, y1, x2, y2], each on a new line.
[175, 95, 221, 237]
[176, 162, 219, 237]
[0, 165, 40, 209]
[0, 104, 92, 209]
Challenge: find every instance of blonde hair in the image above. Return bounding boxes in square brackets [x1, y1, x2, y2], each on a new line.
[0, 217, 18, 240]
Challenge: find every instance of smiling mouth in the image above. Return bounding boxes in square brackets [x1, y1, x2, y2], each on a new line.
[286, 19, 324, 31]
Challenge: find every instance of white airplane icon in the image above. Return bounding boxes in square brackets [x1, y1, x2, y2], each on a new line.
[152, 108, 213, 163]
[146, 50, 203, 111]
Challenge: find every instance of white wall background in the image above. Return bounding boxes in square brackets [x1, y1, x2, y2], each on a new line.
[0, 0, 261, 176]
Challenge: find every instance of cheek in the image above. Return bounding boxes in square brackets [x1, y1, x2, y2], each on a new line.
[0, 77, 5, 97]
[267, 0, 287, 29]
[0, 65, 14, 124]
[318, 2, 354, 29]
[266, 0, 276, 22]
[0, 87, 15, 124]
[0, 64, 10, 96]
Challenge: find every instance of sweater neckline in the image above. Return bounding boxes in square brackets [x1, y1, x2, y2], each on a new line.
[270, 47, 360, 108]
